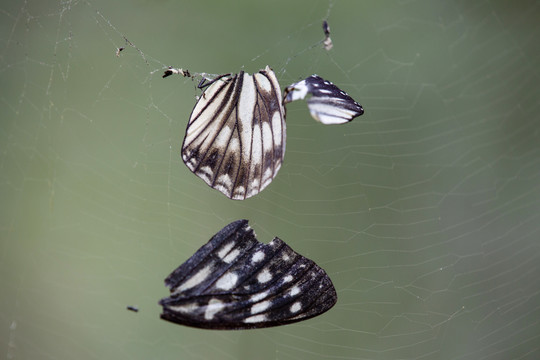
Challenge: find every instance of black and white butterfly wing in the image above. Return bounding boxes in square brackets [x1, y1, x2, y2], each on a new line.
[284, 75, 364, 124]
[159, 220, 337, 330]
[182, 66, 286, 200]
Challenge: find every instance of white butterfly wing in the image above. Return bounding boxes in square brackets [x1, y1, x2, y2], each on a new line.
[182, 66, 286, 200]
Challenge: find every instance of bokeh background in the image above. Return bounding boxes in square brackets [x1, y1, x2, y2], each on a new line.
[1, 1, 539, 359]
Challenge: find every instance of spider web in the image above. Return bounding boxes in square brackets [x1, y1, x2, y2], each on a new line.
[1, 0, 540, 359]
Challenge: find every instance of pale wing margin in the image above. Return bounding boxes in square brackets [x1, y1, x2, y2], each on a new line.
[182, 66, 285, 200]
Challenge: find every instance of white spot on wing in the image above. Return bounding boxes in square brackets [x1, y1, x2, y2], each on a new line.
[204, 299, 225, 320]
[289, 286, 300, 296]
[251, 251, 265, 263]
[312, 112, 349, 125]
[244, 314, 267, 323]
[290, 302, 302, 313]
[251, 300, 271, 314]
[250, 290, 269, 302]
[262, 167, 273, 188]
[168, 302, 198, 313]
[215, 174, 233, 196]
[223, 249, 240, 263]
[257, 269, 272, 284]
[177, 265, 212, 292]
[233, 185, 245, 198]
[215, 272, 238, 290]
[197, 166, 213, 183]
[217, 242, 234, 259]
[246, 180, 260, 198]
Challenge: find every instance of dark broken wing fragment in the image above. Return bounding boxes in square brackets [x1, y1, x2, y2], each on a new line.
[159, 220, 337, 330]
[284, 75, 364, 124]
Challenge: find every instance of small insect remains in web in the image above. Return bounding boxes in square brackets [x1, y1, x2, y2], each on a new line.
[322, 20, 333, 51]
[158, 220, 337, 330]
[162, 66, 192, 79]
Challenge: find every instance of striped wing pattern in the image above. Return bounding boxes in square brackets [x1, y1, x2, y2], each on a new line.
[182, 66, 286, 200]
[159, 220, 337, 330]
[284, 74, 364, 125]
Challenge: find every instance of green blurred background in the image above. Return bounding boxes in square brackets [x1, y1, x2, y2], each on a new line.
[1, 1, 539, 359]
